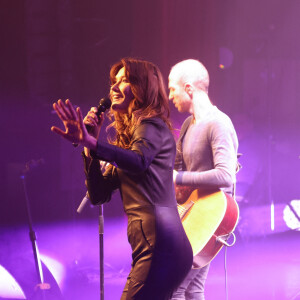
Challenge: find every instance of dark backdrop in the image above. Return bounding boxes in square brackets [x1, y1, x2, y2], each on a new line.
[1, 0, 299, 226]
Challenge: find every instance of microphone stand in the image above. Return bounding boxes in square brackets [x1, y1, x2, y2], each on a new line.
[20, 161, 49, 299]
[97, 161, 110, 300]
[99, 205, 104, 300]
[77, 192, 105, 300]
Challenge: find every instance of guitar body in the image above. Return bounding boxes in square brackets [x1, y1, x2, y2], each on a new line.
[178, 189, 239, 268]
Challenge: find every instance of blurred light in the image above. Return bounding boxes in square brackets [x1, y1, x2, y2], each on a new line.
[0, 265, 25, 299]
[40, 255, 66, 290]
[219, 47, 233, 69]
[283, 200, 300, 231]
[271, 202, 275, 231]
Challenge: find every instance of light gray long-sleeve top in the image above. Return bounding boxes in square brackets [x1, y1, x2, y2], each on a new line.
[175, 106, 238, 195]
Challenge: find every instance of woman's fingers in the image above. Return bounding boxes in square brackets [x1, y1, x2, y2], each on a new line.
[89, 107, 99, 122]
[53, 101, 67, 121]
[83, 107, 101, 127]
[98, 112, 105, 126]
[88, 112, 99, 126]
[91, 107, 98, 114]
[53, 99, 81, 123]
[56, 99, 76, 120]
[51, 125, 66, 137]
[85, 116, 98, 127]
[76, 107, 85, 133]
[58, 99, 72, 119]
[65, 99, 78, 120]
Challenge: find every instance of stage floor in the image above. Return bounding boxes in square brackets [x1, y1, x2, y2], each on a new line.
[0, 218, 299, 300]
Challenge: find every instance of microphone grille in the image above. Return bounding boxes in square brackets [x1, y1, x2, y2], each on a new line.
[99, 97, 112, 110]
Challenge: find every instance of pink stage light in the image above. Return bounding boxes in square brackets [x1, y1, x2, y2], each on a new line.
[40, 254, 66, 290]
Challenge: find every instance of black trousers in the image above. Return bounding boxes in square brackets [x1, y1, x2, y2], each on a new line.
[121, 206, 193, 300]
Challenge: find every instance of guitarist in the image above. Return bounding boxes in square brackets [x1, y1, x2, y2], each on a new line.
[168, 59, 238, 300]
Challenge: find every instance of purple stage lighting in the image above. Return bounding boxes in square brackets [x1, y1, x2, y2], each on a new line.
[0, 265, 26, 299]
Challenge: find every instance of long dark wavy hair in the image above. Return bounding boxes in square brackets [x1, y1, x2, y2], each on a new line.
[108, 58, 171, 149]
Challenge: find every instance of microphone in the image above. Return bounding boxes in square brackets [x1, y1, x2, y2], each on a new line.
[96, 97, 112, 116]
[73, 97, 112, 147]
[86, 97, 112, 131]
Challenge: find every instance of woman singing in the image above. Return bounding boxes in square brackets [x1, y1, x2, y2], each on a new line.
[51, 58, 192, 299]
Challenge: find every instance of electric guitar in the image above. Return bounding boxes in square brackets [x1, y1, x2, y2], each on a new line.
[177, 188, 239, 268]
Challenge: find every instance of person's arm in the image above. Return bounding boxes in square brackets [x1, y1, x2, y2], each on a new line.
[90, 119, 163, 174]
[83, 156, 119, 205]
[84, 119, 165, 205]
[175, 121, 237, 190]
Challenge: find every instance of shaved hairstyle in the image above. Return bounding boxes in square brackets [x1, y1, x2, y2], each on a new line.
[170, 59, 209, 94]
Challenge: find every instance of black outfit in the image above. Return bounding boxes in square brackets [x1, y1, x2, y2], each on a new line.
[83, 117, 193, 300]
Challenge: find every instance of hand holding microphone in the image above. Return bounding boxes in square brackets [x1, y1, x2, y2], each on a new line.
[83, 97, 112, 138]
[51, 97, 111, 149]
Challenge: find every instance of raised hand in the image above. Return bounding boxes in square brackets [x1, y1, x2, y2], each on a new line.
[51, 99, 97, 150]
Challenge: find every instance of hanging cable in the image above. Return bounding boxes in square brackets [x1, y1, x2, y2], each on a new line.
[224, 244, 228, 300]
[217, 231, 237, 300]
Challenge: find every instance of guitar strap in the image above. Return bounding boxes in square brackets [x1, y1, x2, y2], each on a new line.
[232, 153, 243, 200]
[174, 116, 193, 171]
